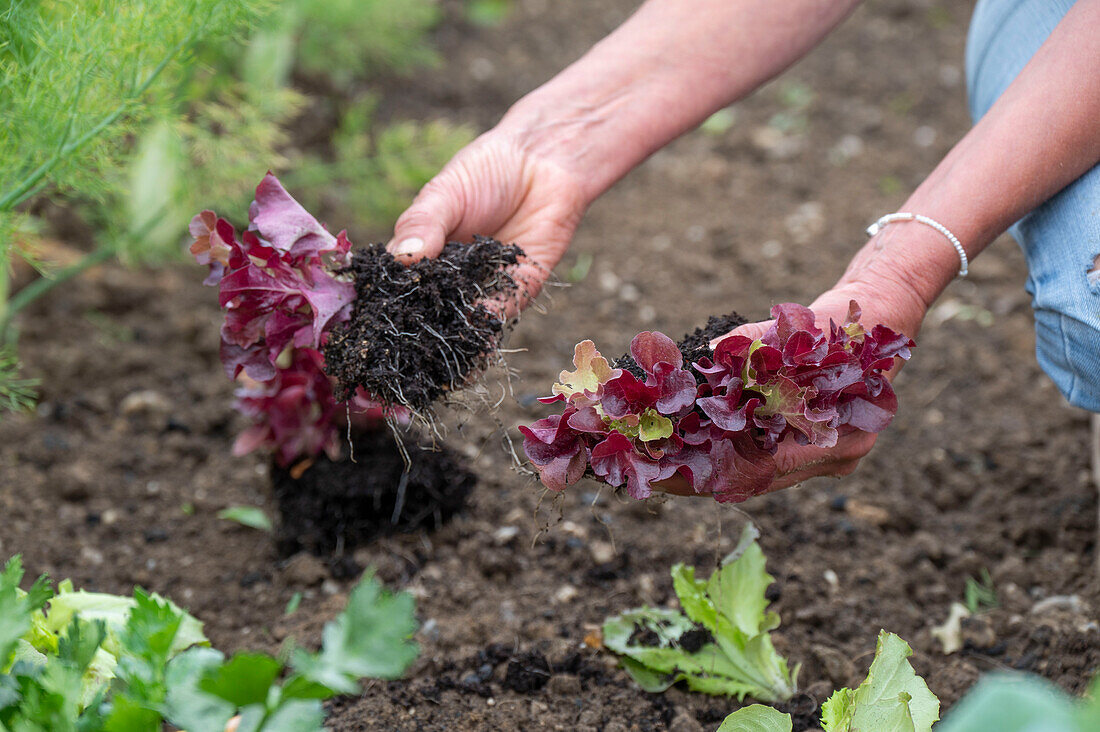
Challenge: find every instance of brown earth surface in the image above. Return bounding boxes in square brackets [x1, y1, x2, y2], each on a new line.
[3, 1, 1099, 730]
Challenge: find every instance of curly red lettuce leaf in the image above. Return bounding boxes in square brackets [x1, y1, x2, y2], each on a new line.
[518, 408, 588, 492]
[232, 349, 386, 467]
[193, 175, 399, 468]
[190, 172, 354, 382]
[521, 302, 913, 503]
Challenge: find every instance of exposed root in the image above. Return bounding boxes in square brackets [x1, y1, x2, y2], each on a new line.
[324, 237, 526, 425]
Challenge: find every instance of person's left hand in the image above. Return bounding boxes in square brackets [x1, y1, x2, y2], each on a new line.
[654, 273, 928, 498]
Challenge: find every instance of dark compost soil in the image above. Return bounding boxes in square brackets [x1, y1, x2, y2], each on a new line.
[271, 429, 475, 559]
[614, 311, 750, 380]
[3, 1, 1098, 731]
[324, 237, 523, 413]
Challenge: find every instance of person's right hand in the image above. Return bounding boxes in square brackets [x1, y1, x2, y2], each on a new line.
[387, 128, 588, 312]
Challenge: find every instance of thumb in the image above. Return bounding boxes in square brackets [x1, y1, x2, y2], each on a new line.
[388, 176, 465, 263]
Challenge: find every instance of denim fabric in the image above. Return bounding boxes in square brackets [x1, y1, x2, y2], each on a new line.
[967, 0, 1100, 411]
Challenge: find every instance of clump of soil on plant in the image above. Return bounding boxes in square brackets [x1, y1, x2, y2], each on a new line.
[324, 236, 525, 414]
[678, 627, 713, 653]
[271, 429, 475, 557]
[614, 310, 750, 379]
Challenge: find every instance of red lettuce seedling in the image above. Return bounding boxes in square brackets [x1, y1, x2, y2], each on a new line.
[190, 173, 355, 383]
[521, 302, 913, 502]
[232, 348, 385, 467]
[190, 173, 394, 466]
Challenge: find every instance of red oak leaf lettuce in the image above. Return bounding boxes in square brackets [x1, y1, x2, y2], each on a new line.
[233, 349, 386, 467]
[191, 172, 354, 382]
[192, 175, 399, 467]
[521, 303, 913, 503]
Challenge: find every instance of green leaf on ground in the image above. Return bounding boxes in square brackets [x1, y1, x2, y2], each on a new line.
[717, 704, 793, 731]
[290, 572, 419, 695]
[217, 505, 274, 532]
[935, 673, 1100, 732]
[602, 523, 798, 702]
[821, 631, 939, 732]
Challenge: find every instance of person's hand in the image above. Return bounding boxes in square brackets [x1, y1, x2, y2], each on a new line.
[387, 127, 588, 312]
[656, 252, 930, 498]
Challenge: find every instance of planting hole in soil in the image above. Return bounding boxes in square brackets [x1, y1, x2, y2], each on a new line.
[272, 429, 475, 558]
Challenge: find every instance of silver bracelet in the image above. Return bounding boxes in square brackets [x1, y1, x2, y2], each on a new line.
[865, 212, 969, 277]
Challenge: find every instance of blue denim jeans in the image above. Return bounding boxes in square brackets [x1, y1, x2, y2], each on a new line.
[967, 0, 1100, 411]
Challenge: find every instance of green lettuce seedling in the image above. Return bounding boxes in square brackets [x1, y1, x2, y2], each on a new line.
[0, 556, 417, 731]
[821, 631, 939, 732]
[602, 524, 798, 702]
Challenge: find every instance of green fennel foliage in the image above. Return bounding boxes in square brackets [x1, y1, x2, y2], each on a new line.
[290, 99, 475, 234]
[0, 347, 37, 413]
[0, 0, 265, 409]
[0, 0, 264, 214]
[292, 0, 441, 88]
[0, 0, 476, 414]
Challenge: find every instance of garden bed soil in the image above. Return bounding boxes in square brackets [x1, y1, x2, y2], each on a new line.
[3, 1, 1098, 730]
[271, 429, 475, 559]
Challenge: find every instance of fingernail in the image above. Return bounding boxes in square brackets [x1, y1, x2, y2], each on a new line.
[391, 237, 424, 257]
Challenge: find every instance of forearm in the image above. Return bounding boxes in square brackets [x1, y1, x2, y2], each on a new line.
[499, 0, 861, 203]
[840, 0, 1100, 314]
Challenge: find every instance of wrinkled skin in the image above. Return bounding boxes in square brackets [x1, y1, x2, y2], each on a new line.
[388, 130, 586, 314]
[657, 275, 928, 497]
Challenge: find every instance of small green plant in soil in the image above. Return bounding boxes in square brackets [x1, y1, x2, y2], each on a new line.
[217, 506, 274, 533]
[601, 524, 798, 702]
[0, 555, 417, 731]
[963, 568, 998, 614]
[820, 631, 939, 732]
[713, 631, 938, 732]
